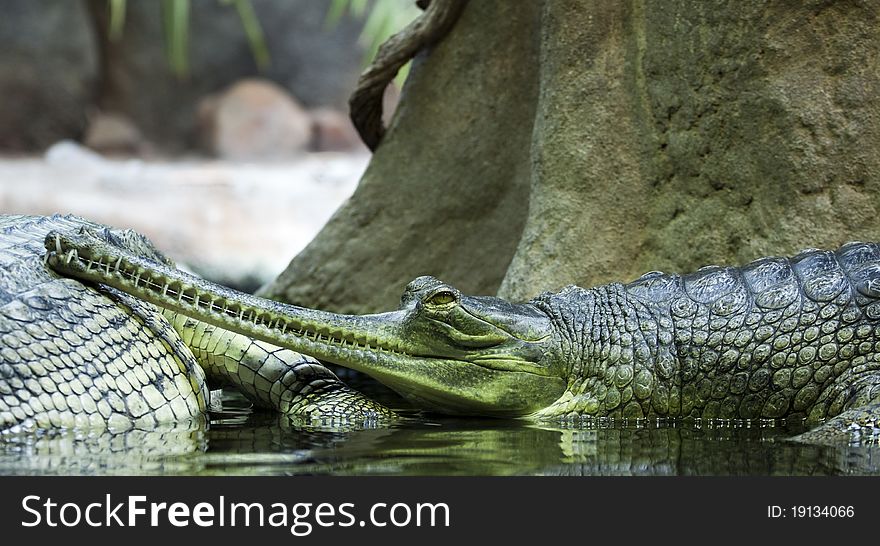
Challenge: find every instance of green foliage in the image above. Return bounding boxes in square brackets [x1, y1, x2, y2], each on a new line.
[221, 0, 270, 72]
[106, 0, 270, 78]
[107, 0, 127, 41]
[161, 0, 191, 77]
[328, 0, 421, 86]
[105, 0, 419, 82]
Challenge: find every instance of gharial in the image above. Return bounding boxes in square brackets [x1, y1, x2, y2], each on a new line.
[0, 215, 394, 432]
[2, 214, 880, 445]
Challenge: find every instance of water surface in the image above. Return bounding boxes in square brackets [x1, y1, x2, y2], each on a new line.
[2, 387, 878, 476]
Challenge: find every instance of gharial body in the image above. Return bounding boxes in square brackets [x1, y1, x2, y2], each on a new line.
[2, 214, 879, 444]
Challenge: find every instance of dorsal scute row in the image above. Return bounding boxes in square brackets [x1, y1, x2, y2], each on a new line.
[835, 242, 880, 305]
[624, 242, 880, 313]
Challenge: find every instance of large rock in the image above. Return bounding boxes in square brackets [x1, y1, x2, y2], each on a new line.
[259, 1, 541, 314]
[199, 79, 312, 159]
[309, 108, 365, 153]
[0, 0, 97, 150]
[266, 0, 880, 314]
[83, 111, 146, 155]
[88, 0, 366, 152]
[499, 0, 880, 300]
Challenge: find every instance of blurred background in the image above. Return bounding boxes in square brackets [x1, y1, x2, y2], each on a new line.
[0, 0, 417, 291]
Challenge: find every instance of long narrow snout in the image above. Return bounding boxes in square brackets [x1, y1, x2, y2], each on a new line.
[45, 229, 566, 416]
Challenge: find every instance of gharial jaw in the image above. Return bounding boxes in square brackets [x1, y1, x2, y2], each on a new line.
[45, 229, 568, 417]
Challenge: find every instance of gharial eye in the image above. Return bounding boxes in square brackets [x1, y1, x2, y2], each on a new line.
[425, 290, 458, 307]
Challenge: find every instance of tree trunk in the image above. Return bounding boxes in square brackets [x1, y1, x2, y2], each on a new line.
[264, 0, 880, 312]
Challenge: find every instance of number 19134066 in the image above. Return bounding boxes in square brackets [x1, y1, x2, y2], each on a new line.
[767, 505, 854, 518]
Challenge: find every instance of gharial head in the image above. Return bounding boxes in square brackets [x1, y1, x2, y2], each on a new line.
[336, 275, 568, 416]
[45, 227, 569, 417]
[240, 275, 569, 417]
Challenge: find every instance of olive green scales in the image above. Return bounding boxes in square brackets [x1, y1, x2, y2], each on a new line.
[2, 214, 879, 444]
[0, 215, 392, 431]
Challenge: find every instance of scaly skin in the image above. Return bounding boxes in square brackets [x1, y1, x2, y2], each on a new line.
[0, 215, 393, 431]
[45, 225, 880, 444]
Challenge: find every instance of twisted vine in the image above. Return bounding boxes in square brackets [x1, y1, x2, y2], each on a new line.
[349, 0, 468, 151]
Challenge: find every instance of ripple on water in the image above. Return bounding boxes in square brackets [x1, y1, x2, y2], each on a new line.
[1, 391, 879, 476]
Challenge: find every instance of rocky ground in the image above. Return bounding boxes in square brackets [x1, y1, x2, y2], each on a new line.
[0, 142, 368, 292]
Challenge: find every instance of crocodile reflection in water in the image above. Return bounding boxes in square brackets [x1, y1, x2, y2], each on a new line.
[3, 412, 878, 475]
